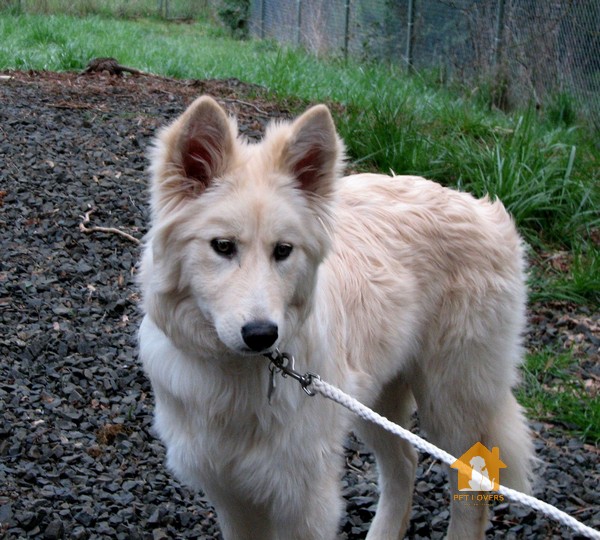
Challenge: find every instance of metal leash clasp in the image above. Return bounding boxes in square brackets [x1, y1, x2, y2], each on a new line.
[264, 349, 319, 402]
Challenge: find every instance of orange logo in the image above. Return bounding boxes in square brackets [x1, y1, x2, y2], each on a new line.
[451, 442, 506, 492]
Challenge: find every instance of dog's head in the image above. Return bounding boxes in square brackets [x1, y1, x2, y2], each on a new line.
[142, 96, 345, 356]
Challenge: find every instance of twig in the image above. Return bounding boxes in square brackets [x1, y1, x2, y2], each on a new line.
[221, 98, 269, 116]
[49, 100, 107, 112]
[81, 57, 171, 81]
[79, 208, 140, 245]
[82, 57, 145, 77]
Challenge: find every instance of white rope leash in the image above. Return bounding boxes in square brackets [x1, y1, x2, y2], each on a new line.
[311, 377, 600, 540]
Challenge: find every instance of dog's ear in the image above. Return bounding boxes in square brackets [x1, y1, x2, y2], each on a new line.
[177, 96, 234, 188]
[151, 96, 235, 212]
[283, 105, 344, 196]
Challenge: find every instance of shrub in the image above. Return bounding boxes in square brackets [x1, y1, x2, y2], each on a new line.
[218, 0, 249, 38]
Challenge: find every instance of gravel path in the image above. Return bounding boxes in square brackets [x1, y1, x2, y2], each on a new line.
[0, 71, 598, 539]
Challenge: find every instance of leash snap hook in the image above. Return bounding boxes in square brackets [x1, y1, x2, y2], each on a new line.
[264, 349, 319, 397]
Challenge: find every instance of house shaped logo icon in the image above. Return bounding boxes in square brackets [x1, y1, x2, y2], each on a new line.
[450, 442, 506, 491]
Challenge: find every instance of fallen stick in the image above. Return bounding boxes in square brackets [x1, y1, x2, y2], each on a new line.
[79, 208, 140, 245]
[82, 57, 145, 76]
[81, 57, 170, 81]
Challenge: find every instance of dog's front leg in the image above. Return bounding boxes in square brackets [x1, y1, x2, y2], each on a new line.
[212, 473, 342, 540]
[271, 466, 344, 540]
[204, 457, 343, 540]
[209, 496, 275, 540]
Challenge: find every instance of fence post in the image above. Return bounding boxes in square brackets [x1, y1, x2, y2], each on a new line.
[406, 0, 416, 72]
[492, 0, 507, 108]
[296, 0, 302, 46]
[493, 0, 506, 69]
[260, 0, 266, 39]
[343, 0, 351, 60]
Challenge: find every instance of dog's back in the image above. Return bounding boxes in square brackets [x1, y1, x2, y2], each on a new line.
[329, 172, 526, 382]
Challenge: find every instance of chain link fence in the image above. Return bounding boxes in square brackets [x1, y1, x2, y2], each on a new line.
[248, 0, 599, 124]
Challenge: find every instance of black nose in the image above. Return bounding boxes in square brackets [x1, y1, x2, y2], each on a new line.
[241, 321, 278, 352]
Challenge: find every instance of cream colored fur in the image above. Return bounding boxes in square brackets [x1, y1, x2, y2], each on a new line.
[139, 96, 533, 540]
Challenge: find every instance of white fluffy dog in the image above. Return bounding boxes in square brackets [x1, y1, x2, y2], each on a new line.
[139, 96, 533, 539]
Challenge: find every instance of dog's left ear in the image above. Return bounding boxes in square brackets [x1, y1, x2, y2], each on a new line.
[283, 105, 344, 197]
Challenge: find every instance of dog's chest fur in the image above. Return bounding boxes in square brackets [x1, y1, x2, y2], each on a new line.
[141, 316, 347, 502]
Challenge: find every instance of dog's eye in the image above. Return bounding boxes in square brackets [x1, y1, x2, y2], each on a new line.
[211, 238, 237, 258]
[273, 243, 293, 261]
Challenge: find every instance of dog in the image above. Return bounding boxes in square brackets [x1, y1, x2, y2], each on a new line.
[138, 95, 533, 540]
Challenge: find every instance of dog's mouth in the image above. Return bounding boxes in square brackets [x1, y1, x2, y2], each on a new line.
[239, 345, 277, 356]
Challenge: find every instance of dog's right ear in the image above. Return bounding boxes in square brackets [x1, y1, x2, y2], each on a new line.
[151, 96, 235, 213]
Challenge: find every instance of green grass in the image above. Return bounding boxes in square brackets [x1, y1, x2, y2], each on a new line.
[0, 11, 598, 308]
[518, 350, 600, 444]
[529, 243, 600, 305]
[12, 0, 170, 18]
